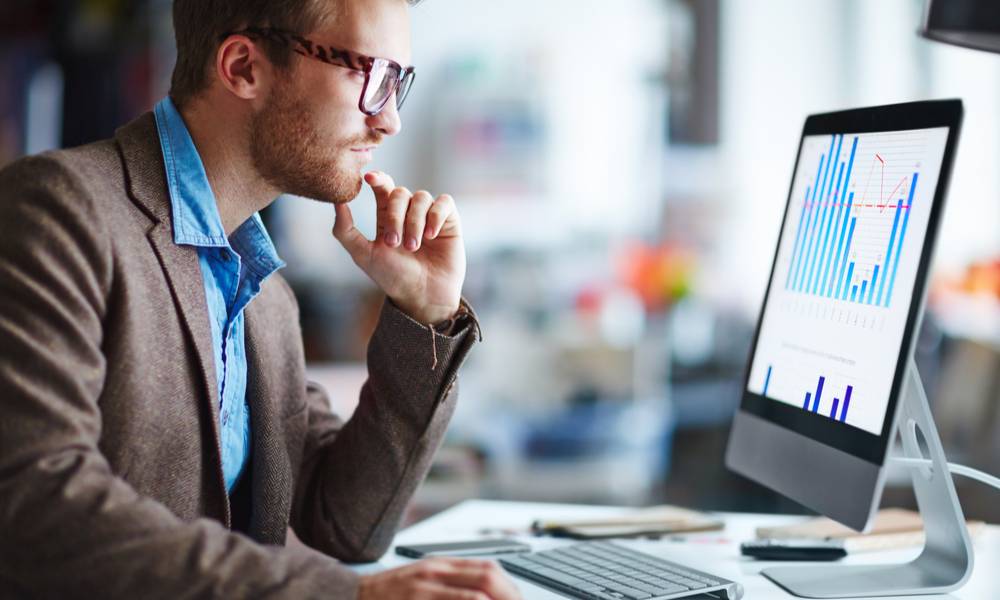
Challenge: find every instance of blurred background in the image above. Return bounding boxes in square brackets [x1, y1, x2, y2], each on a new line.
[1, 0, 997, 524]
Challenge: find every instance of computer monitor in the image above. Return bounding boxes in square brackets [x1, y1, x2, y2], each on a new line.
[725, 100, 962, 532]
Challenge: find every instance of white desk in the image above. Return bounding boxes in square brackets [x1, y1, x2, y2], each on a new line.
[354, 500, 998, 599]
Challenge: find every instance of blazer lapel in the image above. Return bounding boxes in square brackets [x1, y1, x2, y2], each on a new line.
[114, 113, 229, 523]
[244, 308, 293, 544]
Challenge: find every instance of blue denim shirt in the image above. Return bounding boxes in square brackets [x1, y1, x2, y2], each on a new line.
[153, 97, 285, 494]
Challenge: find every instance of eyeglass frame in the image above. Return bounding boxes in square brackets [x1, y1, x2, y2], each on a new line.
[219, 26, 416, 116]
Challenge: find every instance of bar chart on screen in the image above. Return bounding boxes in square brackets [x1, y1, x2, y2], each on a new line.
[756, 356, 876, 428]
[749, 127, 948, 435]
[784, 132, 924, 309]
[761, 364, 857, 421]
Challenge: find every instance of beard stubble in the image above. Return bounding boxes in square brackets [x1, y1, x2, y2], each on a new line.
[249, 81, 378, 204]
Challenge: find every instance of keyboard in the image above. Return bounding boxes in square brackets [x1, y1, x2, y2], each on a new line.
[499, 541, 743, 599]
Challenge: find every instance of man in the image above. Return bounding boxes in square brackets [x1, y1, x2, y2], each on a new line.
[0, 0, 521, 597]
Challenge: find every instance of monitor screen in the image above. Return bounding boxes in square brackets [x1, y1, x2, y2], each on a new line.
[746, 127, 949, 436]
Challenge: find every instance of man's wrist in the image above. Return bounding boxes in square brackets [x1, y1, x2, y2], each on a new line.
[392, 298, 460, 326]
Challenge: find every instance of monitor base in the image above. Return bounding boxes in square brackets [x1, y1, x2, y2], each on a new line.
[762, 358, 974, 598]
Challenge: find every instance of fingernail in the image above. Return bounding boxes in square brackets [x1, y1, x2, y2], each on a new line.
[406, 236, 418, 250]
[386, 232, 399, 246]
[424, 227, 433, 239]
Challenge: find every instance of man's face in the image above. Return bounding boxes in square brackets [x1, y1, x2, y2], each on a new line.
[249, 0, 411, 203]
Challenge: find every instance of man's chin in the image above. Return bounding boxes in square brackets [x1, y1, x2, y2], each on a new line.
[284, 171, 363, 204]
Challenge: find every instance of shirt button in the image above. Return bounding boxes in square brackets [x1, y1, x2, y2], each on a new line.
[219, 249, 230, 261]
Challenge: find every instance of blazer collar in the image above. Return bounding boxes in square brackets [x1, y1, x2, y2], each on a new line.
[115, 112, 172, 225]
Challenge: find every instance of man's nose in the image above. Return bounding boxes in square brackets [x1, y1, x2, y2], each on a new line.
[367, 94, 402, 137]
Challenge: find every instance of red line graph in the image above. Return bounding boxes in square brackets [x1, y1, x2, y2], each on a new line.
[876, 153, 885, 209]
[881, 175, 909, 213]
[862, 152, 908, 213]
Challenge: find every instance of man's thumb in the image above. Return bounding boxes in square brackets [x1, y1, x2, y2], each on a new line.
[332, 202, 370, 265]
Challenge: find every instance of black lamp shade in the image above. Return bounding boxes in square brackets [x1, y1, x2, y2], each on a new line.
[920, 0, 1000, 53]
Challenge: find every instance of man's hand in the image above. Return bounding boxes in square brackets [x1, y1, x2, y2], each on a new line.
[333, 171, 466, 325]
[358, 558, 522, 600]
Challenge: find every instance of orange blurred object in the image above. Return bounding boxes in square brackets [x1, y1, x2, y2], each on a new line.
[963, 259, 1000, 297]
[616, 241, 697, 313]
[932, 257, 1000, 299]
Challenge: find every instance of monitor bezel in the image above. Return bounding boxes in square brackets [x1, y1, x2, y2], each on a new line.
[736, 99, 963, 465]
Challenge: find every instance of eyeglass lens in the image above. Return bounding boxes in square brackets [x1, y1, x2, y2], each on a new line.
[362, 59, 414, 114]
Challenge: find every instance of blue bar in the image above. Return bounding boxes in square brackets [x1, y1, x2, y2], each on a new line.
[812, 376, 825, 412]
[819, 137, 856, 296]
[796, 151, 830, 288]
[804, 179, 835, 293]
[843, 137, 860, 190]
[831, 397, 840, 420]
[794, 154, 827, 291]
[840, 385, 853, 422]
[841, 259, 856, 301]
[803, 392, 812, 411]
[799, 137, 837, 290]
[851, 284, 859, 302]
[867, 265, 880, 304]
[810, 161, 845, 293]
[875, 203, 904, 305]
[859, 280, 868, 302]
[820, 136, 858, 297]
[822, 135, 843, 200]
[785, 186, 812, 289]
[832, 160, 846, 202]
[763, 365, 772, 396]
[819, 188, 844, 296]
[884, 173, 919, 307]
[828, 193, 855, 296]
[804, 136, 842, 292]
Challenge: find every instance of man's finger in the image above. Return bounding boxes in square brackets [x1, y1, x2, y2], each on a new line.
[413, 580, 490, 600]
[432, 561, 521, 600]
[425, 194, 458, 239]
[365, 170, 396, 202]
[332, 201, 371, 266]
[404, 190, 435, 251]
[381, 186, 411, 247]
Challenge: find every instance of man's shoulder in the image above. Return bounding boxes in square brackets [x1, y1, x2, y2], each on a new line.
[0, 113, 165, 236]
[0, 138, 125, 210]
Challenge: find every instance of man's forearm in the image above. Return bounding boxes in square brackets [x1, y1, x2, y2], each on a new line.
[289, 298, 480, 561]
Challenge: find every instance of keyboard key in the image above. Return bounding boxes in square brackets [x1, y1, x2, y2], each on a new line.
[673, 577, 706, 589]
[601, 583, 652, 599]
[649, 583, 688, 595]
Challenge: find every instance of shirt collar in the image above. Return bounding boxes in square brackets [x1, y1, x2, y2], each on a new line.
[153, 97, 285, 273]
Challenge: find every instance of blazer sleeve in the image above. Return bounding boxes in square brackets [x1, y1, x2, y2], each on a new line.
[0, 155, 361, 599]
[289, 293, 482, 562]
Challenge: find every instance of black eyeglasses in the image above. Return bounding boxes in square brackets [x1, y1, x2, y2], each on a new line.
[223, 26, 416, 116]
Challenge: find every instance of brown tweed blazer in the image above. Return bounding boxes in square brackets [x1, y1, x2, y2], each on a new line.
[0, 113, 479, 598]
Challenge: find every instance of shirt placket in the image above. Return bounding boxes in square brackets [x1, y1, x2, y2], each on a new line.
[217, 247, 241, 426]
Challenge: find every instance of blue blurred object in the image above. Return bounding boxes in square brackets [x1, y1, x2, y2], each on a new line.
[522, 394, 675, 483]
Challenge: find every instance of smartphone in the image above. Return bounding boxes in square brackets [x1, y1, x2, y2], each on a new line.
[395, 539, 532, 559]
[740, 538, 847, 561]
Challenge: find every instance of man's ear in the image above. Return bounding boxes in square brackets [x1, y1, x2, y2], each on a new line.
[215, 34, 272, 100]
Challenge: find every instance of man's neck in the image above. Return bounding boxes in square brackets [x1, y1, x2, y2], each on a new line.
[179, 99, 278, 236]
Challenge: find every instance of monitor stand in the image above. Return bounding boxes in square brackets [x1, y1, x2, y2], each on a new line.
[762, 357, 975, 598]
